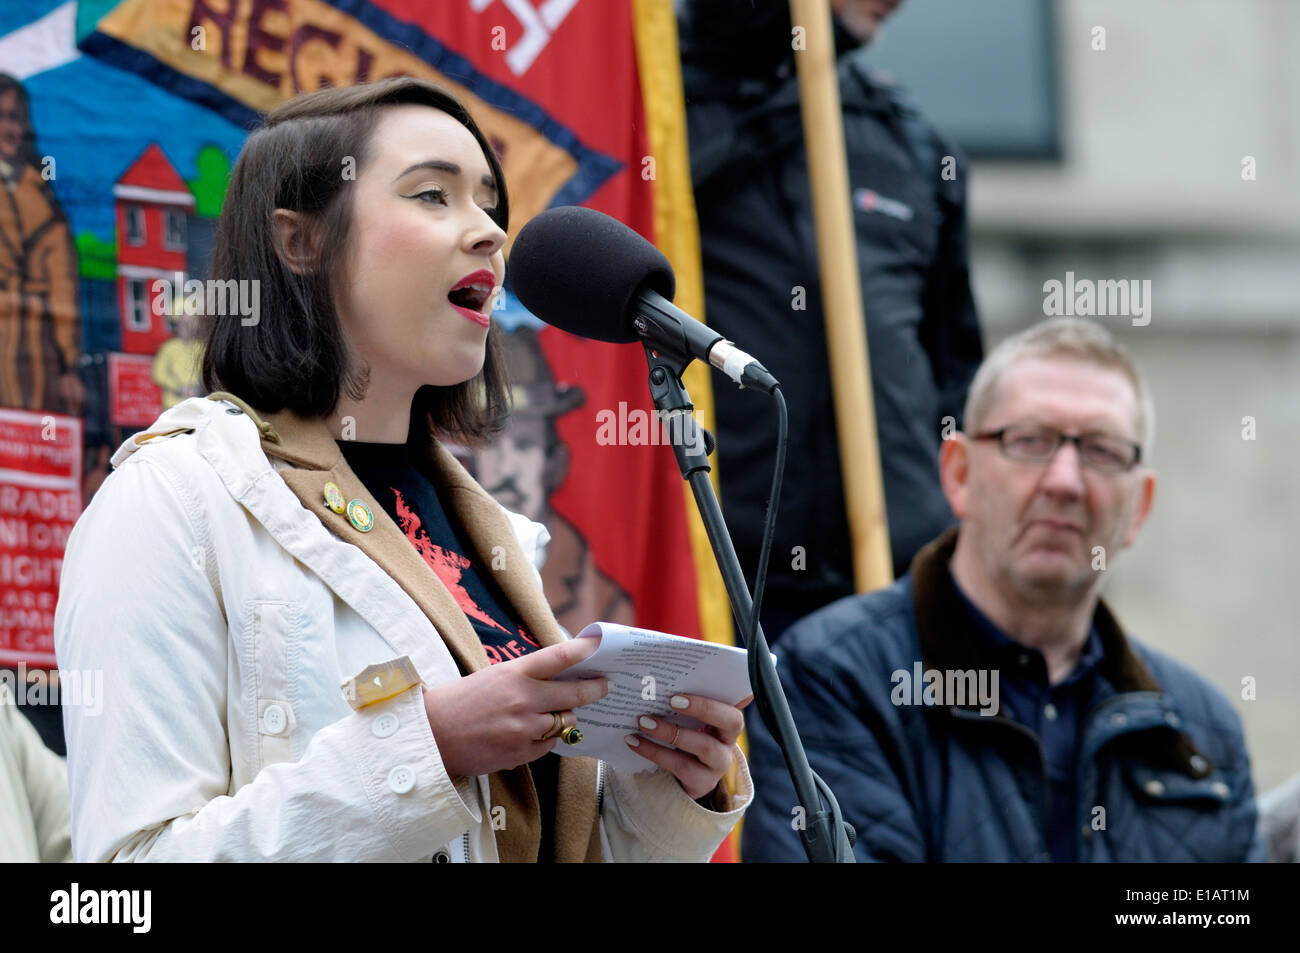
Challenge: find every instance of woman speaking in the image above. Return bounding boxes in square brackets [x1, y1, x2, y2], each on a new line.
[54, 78, 751, 862]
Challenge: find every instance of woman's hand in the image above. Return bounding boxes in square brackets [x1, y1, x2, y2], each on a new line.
[422, 639, 608, 778]
[625, 693, 752, 802]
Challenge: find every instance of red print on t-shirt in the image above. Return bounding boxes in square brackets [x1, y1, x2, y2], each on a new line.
[392, 488, 512, 635]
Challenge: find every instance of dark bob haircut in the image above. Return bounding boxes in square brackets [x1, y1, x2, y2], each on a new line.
[201, 77, 511, 444]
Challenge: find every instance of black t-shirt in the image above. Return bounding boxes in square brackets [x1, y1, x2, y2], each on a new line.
[337, 438, 558, 860]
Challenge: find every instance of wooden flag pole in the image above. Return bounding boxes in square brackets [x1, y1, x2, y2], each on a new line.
[788, 0, 893, 591]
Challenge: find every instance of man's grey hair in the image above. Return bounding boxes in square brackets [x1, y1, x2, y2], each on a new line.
[963, 318, 1155, 454]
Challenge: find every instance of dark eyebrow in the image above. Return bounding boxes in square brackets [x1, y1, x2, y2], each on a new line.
[393, 159, 497, 195]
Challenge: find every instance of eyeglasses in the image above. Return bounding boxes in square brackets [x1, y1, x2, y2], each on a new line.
[971, 425, 1142, 474]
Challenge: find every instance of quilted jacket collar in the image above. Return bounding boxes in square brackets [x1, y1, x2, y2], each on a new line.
[910, 527, 1212, 778]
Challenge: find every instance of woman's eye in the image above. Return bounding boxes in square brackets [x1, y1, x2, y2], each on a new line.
[413, 188, 447, 204]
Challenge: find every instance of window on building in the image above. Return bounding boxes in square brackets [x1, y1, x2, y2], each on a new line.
[859, 0, 1060, 159]
[125, 205, 146, 246]
[126, 278, 151, 331]
[164, 209, 186, 250]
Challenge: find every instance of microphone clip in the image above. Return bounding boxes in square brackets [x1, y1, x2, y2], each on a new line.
[642, 343, 713, 478]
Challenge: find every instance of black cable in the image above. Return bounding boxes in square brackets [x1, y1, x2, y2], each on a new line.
[741, 385, 852, 861]
[744, 385, 785, 652]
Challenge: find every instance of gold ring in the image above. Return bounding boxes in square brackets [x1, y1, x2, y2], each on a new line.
[537, 711, 562, 742]
[561, 725, 583, 745]
[669, 725, 681, 747]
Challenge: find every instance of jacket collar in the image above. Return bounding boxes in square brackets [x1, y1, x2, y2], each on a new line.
[910, 527, 1211, 778]
[169, 393, 601, 862]
[910, 528, 1164, 695]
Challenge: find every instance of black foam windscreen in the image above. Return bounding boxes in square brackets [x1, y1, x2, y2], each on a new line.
[507, 205, 677, 343]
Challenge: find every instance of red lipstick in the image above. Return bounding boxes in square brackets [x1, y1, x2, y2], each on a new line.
[448, 268, 497, 328]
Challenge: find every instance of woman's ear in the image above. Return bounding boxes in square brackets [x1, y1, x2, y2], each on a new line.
[271, 209, 320, 275]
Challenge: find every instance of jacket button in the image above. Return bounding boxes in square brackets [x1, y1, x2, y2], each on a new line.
[1210, 781, 1231, 798]
[372, 712, 399, 738]
[262, 704, 287, 735]
[432, 849, 451, 863]
[1143, 779, 1165, 796]
[1108, 712, 1128, 728]
[1164, 712, 1181, 728]
[1189, 754, 1208, 773]
[388, 765, 415, 794]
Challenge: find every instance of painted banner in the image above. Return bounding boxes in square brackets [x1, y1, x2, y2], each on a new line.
[0, 408, 81, 667]
[2, 0, 736, 855]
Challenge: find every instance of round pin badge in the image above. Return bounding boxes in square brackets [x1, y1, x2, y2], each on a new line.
[346, 499, 374, 533]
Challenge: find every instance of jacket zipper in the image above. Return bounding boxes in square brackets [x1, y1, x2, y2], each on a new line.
[998, 716, 1052, 861]
[949, 707, 1052, 861]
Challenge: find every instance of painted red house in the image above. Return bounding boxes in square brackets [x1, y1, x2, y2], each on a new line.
[113, 144, 192, 355]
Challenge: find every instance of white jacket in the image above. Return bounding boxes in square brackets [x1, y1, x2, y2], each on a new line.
[0, 683, 71, 862]
[53, 395, 751, 862]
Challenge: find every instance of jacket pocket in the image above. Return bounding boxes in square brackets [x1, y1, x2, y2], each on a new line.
[1123, 761, 1233, 807]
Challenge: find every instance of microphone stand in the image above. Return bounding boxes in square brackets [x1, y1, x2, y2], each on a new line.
[642, 343, 856, 863]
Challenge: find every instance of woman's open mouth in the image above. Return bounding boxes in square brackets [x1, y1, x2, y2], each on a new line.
[448, 269, 496, 327]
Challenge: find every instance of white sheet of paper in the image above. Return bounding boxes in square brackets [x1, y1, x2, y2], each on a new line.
[550, 622, 752, 773]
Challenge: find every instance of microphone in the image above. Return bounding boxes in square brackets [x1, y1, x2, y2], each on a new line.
[508, 206, 779, 394]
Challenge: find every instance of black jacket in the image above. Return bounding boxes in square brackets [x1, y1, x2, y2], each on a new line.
[680, 2, 983, 614]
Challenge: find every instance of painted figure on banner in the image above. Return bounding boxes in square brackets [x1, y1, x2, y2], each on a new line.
[0, 74, 84, 416]
[468, 327, 635, 633]
[152, 308, 205, 409]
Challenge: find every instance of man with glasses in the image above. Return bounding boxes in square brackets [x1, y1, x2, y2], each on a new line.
[743, 318, 1265, 862]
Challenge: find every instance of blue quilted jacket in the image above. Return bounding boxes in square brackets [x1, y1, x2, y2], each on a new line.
[742, 530, 1266, 862]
